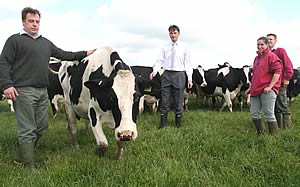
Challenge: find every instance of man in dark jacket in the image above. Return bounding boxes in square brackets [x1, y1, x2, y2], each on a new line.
[0, 7, 95, 171]
[267, 33, 294, 129]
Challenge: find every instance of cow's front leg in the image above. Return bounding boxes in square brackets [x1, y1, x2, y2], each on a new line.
[89, 108, 108, 156]
[116, 141, 125, 160]
[8, 99, 15, 112]
[64, 103, 79, 148]
[220, 93, 233, 112]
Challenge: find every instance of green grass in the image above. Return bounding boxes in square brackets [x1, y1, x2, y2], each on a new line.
[0, 97, 300, 186]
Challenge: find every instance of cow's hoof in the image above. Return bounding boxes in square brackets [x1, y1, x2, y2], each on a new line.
[96, 145, 108, 156]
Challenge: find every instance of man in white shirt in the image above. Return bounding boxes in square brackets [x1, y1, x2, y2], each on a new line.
[150, 25, 193, 128]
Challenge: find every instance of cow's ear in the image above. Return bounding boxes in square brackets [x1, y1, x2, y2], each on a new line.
[84, 79, 113, 90]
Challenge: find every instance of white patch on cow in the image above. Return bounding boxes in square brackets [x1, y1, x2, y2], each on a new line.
[112, 70, 138, 141]
[2, 95, 15, 112]
[138, 95, 145, 113]
[144, 94, 159, 112]
[138, 94, 160, 113]
[218, 67, 230, 76]
[242, 66, 251, 85]
[88, 101, 111, 146]
[7, 99, 14, 112]
[214, 87, 233, 112]
[51, 94, 65, 118]
[197, 66, 207, 87]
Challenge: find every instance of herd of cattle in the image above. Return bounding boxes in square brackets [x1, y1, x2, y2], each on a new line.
[1, 47, 300, 159]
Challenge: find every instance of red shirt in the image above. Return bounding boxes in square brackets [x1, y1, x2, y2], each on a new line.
[250, 48, 282, 96]
[272, 47, 294, 82]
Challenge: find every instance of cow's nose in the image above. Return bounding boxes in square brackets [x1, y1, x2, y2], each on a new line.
[117, 130, 133, 141]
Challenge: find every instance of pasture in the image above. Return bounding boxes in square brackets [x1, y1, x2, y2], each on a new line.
[0, 97, 300, 186]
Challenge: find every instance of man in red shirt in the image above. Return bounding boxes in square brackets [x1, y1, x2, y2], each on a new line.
[267, 33, 294, 129]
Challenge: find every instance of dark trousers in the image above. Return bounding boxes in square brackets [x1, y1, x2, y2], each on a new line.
[13, 87, 48, 144]
[275, 85, 289, 114]
[160, 70, 186, 115]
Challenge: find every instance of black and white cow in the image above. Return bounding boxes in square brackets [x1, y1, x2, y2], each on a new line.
[58, 47, 141, 160]
[0, 94, 14, 112]
[193, 65, 251, 112]
[48, 59, 65, 118]
[287, 68, 300, 103]
[130, 66, 162, 113]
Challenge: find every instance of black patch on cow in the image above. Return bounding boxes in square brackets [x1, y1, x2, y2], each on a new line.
[201, 68, 219, 95]
[49, 62, 61, 71]
[110, 52, 122, 66]
[114, 62, 130, 73]
[288, 69, 300, 99]
[223, 68, 243, 92]
[67, 61, 88, 105]
[48, 63, 64, 116]
[89, 65, 109, 80]
[110, 52, 130, 72]
[84, 79, 122, 128]
[89, 107, 97, 127]
[131, 66, 161, 99]
[192, 69, 204, 86]
[61, 73, 66, 83]
[132, 79, 143, 123]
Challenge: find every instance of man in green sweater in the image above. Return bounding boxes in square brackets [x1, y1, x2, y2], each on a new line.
[0, 7, 95, 171]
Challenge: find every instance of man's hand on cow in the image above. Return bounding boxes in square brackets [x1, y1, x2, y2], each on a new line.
[86, 48, 97, 56]
[3, 87, 18, 101]
[188, 80, 193, 89]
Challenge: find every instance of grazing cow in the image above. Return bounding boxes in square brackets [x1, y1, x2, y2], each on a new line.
[287, 68, 300, 103]
[58, 47, 141, 160]
[131, 66, 162, 113]
[193, 65, 251, 112]
[48, 59, 65, 118]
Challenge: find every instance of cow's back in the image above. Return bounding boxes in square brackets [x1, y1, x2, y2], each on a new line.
[59, 47, 116, 119]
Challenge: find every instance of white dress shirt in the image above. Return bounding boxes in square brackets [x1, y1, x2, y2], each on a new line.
[153, 41, 193, 81]
[20, 29, 41, 39]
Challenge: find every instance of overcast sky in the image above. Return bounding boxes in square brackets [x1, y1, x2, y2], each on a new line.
[0, 0, 299, 69]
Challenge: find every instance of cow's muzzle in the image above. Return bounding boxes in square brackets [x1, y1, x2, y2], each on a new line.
[117, 130, 134, 141]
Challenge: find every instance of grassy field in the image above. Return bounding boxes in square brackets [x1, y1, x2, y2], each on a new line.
[0, 97, 299, 186]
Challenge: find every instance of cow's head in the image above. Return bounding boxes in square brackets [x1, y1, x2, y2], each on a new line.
[84, 69, 141, 142]
[193, 65, 207, 87]
[241, 65, 251, 87]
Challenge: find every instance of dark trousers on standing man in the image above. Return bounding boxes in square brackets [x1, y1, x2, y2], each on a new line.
[275, 85, 292, 128]
[159, 70, 186, 128]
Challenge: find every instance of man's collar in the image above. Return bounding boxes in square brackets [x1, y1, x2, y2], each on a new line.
[20, 29, 42, 39]
[170, 41, 179, 45]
